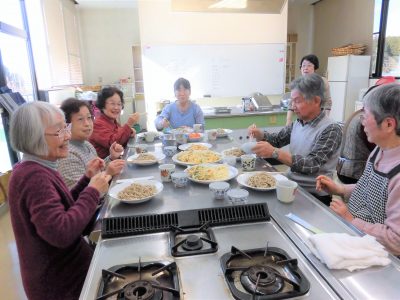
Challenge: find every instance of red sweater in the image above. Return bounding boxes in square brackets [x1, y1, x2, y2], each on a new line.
[8, 161, 100, 300]
[89, 113, 132, 158]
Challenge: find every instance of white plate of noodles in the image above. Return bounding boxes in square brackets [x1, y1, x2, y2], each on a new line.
[127, 152, 166, 165]
[185, 163, 238, 184]
[172, 150, 222, 166]
[109, 179, 163, 204]
[236, 172, 287, 191]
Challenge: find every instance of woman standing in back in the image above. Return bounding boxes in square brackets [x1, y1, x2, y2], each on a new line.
[90, 86, 140, 158]
[154, 78, 204, 130]
[8, 102, 111, 300]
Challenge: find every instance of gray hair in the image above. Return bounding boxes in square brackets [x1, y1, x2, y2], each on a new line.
[10, 102, 65, 156]
[363, 83, 400, 135]
[290, 73, 325, 107]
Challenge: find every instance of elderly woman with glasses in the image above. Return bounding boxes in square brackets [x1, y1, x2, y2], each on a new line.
[286, 54, 332, 126]
[89, 86, 140, 158]
[317, 83, 400, 255]
[58, 98, 125, 188]
[8, 102, 111, 300]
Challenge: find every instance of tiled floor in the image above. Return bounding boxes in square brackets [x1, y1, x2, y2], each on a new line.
[0, 203, 27, 300]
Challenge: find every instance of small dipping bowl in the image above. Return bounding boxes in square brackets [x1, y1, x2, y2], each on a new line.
[209, 181, 230, 200]
[227, 188, 249, 204]
[171, 172, 189, 188]
[163, 145, 178, 157]
[161, 134, 177, 147]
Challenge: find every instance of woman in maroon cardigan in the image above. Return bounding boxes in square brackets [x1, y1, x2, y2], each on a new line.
[8, 102, 111, 300]
[89, 87, 140, 158]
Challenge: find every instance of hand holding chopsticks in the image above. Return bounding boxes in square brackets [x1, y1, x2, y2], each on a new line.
[247, 123, 263, 141]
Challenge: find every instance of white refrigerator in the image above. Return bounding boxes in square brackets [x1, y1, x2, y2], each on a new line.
[327, 55, 371, 122]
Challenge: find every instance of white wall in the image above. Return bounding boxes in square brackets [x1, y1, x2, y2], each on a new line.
[137, 0, 288, 129]
[287, 1, 314, 78]
[78, 6, 140, 85]
[313, 0, 374, 75]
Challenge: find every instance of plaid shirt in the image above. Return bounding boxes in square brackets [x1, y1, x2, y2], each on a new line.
[264, 112, 342, 174]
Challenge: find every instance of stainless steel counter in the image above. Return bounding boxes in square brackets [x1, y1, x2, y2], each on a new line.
[88, 130, 400, 300]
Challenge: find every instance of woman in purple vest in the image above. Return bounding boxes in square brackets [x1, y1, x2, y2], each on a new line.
[317, 83, 400, 255]
[8, 101, 111, 300]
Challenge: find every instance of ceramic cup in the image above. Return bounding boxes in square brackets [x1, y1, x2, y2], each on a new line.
[193, 123, 203, 133]
[207, 129, 217, 141]
[227, 188, 249, 205]
[163, 145, 178, 157]
[276, 180, 298, 203]
[159, 164, 175, 182]
[209, 181, 230, 200]
[223, 155, 237, 166]
[135, 144, 148, 154]
[171, 172, 189, 188]
[144, 131, 157, 143]
[241, 154, 256, 171]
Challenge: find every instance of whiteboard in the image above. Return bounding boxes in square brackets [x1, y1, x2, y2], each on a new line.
[142, 44, 286, 99]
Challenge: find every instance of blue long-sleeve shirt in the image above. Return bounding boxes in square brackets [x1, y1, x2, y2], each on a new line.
[155, 101, 205, 130]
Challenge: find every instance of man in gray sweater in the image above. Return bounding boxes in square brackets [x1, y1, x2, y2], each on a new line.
[249, 73, 342, 205]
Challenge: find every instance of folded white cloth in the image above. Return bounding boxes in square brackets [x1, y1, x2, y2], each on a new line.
[308, 233, 391, 272]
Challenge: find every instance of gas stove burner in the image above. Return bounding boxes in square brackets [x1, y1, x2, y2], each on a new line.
[181, 234, 203, 251]
[170, 223, 218, 257]
[122, 280, 158, 300]
[220, 244, 310, 300]
[97, 260, 180, 300]
[240, 266, 283, 295]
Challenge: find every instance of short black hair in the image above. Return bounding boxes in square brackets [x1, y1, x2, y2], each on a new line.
[60, 98, 91, 123]
[96, 86, 124, 111]
[174, 78, 191, 92]
[300, 54, 319, 70]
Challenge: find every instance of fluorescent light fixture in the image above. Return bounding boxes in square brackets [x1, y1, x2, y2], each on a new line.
[209, 0, 247, 9]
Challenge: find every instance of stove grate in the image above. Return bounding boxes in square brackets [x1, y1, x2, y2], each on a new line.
[102, 212, 179, 238]
[101, 203, 270, 238]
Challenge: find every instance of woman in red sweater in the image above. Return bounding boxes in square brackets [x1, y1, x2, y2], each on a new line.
[89, 86, 140, 158]
[8, 101, 111, 300]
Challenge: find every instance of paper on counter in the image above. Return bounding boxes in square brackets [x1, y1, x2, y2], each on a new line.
[116, 176, 154, 184]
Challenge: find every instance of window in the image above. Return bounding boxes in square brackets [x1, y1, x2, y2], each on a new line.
[0, 0, 37, 170]
[372, 0, 400, 78]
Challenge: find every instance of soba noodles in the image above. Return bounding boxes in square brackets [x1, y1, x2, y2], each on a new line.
[117, 183, 157, 200]
[247, 172, 276, 188]
[135, 153, 157, 161]
[223, 148, 245, 157]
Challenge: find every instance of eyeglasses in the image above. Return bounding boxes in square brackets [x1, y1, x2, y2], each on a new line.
[301, 63, 314, 69]
[107, 102, 123, 108]
[76, 115, 94, 124]
[359, 108, 365, 122]
[45, 123, 72, 140]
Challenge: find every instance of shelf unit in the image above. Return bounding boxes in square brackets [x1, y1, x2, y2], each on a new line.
[286, 34, 297, 92]
[132, 46, 144, 95]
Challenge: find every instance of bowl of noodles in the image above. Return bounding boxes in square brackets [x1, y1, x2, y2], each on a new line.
[185, 163, 238, 184]
[172, 150, 222, 166]
[236, 172, 287, 191]
[108, 179, 163, 204]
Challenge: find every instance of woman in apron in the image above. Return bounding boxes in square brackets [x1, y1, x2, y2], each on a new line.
[316, 83, 400, 255]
